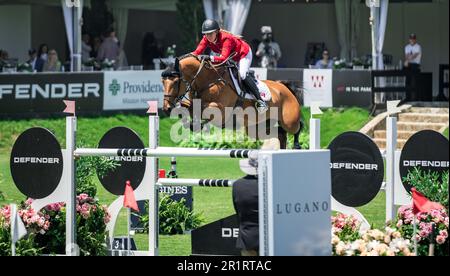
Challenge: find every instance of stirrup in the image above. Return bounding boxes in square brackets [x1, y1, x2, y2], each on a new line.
[255, 100, 268, 113]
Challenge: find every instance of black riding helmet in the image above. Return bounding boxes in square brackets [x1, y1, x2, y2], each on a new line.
[202, 19, 220, 34]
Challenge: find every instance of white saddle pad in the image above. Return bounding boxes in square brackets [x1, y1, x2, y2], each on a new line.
[229, 68, 272, 102]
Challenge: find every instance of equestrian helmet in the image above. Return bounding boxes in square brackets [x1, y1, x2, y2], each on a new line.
[202, 19, 220, 34]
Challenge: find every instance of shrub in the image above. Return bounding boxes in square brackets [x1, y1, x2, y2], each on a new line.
[139, 195, 204, 235]
[76, 142, 119, 197]
[402, 168, 448, 209]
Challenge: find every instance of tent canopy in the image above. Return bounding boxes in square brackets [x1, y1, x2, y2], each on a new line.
[0, 0, 177, 11]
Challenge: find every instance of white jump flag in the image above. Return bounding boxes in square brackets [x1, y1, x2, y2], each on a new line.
[386, 100, 402, 116]
[310, 101, 323, 117]
[10, 204, 27, 256]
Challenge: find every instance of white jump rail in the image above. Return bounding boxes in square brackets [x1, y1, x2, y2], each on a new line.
[74, 147, 256, 159]
[157, 178, 235, 187]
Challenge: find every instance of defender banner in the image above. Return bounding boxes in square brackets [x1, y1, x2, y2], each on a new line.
[0, 73, 102, 116]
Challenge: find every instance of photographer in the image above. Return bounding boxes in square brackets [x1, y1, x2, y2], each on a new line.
[255, 26, 282, 68]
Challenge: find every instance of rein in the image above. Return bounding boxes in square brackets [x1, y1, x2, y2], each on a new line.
[164, 53, 237, 109]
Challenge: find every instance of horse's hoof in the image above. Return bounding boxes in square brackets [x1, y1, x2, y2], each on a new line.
[293, 143, 302, 150]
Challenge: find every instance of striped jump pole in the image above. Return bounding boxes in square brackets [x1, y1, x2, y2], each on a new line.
[157, 178, 235, 187]
[74, 147, 256, 159]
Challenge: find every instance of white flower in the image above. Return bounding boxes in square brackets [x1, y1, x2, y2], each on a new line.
[345, 249, 355, 256]
[367, 240, 380, 251]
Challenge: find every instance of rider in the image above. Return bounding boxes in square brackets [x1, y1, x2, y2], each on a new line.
[192, 19, 268, 113]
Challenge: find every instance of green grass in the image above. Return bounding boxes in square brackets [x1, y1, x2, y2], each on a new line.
[0, 107, 378, 255]
[444, 128, 449, 138]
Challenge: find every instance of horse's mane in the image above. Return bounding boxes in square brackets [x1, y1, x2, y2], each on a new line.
[178, 53, 199, 61]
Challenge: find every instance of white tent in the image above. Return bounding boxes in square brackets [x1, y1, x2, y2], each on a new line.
[0, 0, 177, 71]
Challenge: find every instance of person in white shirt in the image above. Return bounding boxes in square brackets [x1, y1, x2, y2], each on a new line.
[404, 33, 422, 101]
[404, 33, 421, 72]
[81, 33, 92, 63]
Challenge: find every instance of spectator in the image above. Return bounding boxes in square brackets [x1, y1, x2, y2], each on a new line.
[81, 33, 92, 63]
[404, 33, 422, 101]
[116, 41, 128, 69]
[255, 26, 282, 68]
[315, 50, 333, 69]
[27, 48, 44, 72]
[232, 138, 280, 256]
[97, 29, 120, 63]
[0, 49, 8, 70]
[404, 33, 421, 72]
[37, 43, 49, 62]
[43, 49, 62, 72]
[91, 36, 102, 58]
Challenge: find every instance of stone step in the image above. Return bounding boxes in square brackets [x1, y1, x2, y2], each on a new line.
[396, 122, 446, 132]
[399, 113, 449, 123]
[408, 107, 449, 114]
[373, 138, 407, 150]
[373, 130, 417, 140]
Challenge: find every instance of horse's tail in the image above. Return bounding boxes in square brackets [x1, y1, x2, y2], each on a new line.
[277, 80, 303, 106]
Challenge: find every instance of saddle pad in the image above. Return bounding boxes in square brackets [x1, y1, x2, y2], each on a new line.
[228, 68, 271, 101]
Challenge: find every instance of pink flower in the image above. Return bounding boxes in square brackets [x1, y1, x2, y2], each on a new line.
[25, 198, 34, 206]
[436, 235, 446, 245]
[79, 193, 88, 200]
[419, 230, 429, 238]
[431, 209, 442, 218]
[440, 230, 448, 238]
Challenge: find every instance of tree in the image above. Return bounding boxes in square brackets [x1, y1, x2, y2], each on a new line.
[176, 0, 205, 54]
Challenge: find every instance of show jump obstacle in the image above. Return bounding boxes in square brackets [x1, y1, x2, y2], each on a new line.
[9, 101, 332, 256]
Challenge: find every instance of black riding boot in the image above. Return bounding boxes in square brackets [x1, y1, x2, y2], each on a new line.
[243, 74, 268, 113]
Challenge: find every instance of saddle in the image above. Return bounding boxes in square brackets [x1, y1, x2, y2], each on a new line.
[224, 60, 253, 99]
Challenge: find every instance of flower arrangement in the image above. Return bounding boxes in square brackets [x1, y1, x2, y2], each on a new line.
[0, 195, 111, 256]
[17, 62, 33, 72]
[83, 58, 99, 69]
[331, 213, 415, 256]
[395, 205, 448, 256]
[333, 59, 347, 69]
[166, 44, 177, 58]
[101, 58, 115, 70]
[0, 204, 43, 256]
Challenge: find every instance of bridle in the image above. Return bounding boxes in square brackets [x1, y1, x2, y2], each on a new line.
[163, 53, 237, 110]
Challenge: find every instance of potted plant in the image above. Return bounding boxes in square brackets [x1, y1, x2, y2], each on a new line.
[17, 62, 33, 73]
[101, 58, 115, 71]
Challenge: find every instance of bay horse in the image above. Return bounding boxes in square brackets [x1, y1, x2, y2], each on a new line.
[161, 53, 303, 149]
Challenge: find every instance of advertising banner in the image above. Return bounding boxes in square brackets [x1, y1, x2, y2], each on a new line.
[103, 70, 164, 110]
[303, 69, 333, 107]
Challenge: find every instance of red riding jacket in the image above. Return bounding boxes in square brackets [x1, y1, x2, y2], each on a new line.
[193, 31, 250, 63]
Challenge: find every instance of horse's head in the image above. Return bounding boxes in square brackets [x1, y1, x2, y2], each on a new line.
[161, 54, 201, 114]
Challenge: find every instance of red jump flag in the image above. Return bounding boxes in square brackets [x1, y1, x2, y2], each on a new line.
[123, 181, 139, 212]
[63, 100, 75, 115]
[411, 187, 444, 215]
[159, 169, 166, 179]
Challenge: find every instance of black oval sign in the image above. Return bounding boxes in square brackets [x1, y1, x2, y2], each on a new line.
[328, 131, 384, 207]
[97, 127, 145, 195]
[400, 130, 449, 193]
[10, 127, 63, 199]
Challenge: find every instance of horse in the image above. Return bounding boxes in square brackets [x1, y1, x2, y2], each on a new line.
[160, 53, 303, 149]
